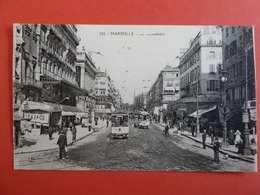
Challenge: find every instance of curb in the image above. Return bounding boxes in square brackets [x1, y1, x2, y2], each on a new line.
[180, 133, 255, 164]
[15, 126, 105, 155]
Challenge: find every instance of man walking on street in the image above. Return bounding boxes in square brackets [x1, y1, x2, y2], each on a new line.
[71, 125, 77, 144]
[213, 137, 221, 163]
[202, 129, 207, 149]
[107, 119, 109, 128]
[57, 131, 68, 160]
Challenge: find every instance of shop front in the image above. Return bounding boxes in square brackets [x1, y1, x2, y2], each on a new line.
[22, 101, 62, 135]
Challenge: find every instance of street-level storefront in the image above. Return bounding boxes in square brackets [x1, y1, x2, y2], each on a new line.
[22, 101, 62, 134]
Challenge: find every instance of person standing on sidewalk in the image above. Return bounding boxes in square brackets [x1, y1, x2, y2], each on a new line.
[106, 119, 109, 128]
[191, 120, 195, 137]
[208, 125, 214, 145]
[57, 131, 68, 160]
[234, 129, 242, 146]
[48, 126, 53, 140]
[237, 139, 244, 158]
[71, 125, 77, 144]
[228, 128, 235, 145]
[213, 137, 221, 163]
[202, 129, 207, 149]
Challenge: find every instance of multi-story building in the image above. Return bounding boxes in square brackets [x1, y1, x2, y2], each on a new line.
[133, 92, 147, 111]
[13, 24, 42, 106]
[13, 24, 93, 133]
[146, 65, 180, 122]
[76, 47, 97, 123]
[172, 26, 222, 118]
[221, 26, 255, 130]
[95, 70, 121, 118]
[38, 24, 83, 106]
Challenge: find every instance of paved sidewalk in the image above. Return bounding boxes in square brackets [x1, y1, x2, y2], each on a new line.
[15, 120, 106, 154]
[154, 122, 256, 163]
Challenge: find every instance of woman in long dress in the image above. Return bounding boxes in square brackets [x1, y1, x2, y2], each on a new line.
[234, 130, 241, 146]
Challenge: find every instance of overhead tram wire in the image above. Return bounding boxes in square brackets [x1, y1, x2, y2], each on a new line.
[92, 51, 144, 82]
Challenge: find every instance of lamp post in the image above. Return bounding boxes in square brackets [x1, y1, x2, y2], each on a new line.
[221, 76, 228, 147]
[196, 77, 200, 137]
[243, 48, 251, 155]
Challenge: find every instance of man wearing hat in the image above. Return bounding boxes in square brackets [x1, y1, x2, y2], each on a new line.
[57, 130, 68, 159]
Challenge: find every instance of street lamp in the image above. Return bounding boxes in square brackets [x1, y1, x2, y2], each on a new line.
[243, 47, 251, 155]
[221, 76, 228, 147]
[57, 97, 69, 104]
[196, 77, 200, 137]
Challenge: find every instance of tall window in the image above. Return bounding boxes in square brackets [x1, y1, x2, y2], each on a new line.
[225, 27, 229, 37]
[207, 80, 219, 91]
[230, 40, 237, 57]
[225, 45, 229, 59]
[209, 64, 216, 73]
[208, 51, 216, 59]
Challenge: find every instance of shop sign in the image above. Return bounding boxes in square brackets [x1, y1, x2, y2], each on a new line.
[24, 113, 49, 124]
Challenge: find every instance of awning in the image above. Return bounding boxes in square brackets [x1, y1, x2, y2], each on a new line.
[23, 101, 61, 112]
[61, 105, 83, 116]
[75, 112, 88, 118]
[189, 105, 217, 118]
[60, 105, 82, 113]
[62, 111, 75, 116]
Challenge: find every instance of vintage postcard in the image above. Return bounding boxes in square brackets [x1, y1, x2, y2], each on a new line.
[13, 24, 257, 171]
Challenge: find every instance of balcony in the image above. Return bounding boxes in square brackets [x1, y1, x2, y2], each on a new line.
[23, 76, 42, 88]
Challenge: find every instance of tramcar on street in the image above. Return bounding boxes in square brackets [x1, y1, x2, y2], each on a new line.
[111, 112, 129, 139]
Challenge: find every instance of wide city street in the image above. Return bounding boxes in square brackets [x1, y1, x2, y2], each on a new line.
[15, 120, 254, 171]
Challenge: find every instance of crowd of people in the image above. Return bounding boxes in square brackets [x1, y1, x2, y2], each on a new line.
[162, 115, 251, 163]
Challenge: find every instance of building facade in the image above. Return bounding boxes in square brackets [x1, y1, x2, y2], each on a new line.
[221, 26, 255, 130]
[146, 65, 180, 122]
[13, 24, 95, 133]
[175, 26, 222, 116]
[76, 47, 97, 123]
[13, 24, 42, 107]
[95, 70, 121, 118]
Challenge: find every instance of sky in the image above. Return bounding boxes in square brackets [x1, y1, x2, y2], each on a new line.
[77, 25, 202, 104]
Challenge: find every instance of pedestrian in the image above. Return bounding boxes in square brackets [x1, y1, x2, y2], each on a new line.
[69, 120, 73, 131]
[48, 126, 53, 140]
[191, 121, 195, 137]
[57, 131, 68, 160]
[237, 139, 244, 158]
[164, 123, 169, 136]
[228, 128, 235, 145]
[213, 137, 221, 163]
[208, 125, 214, 145]
[179, 120, 183, 132]
[71, 125, 77, 144]
[202, 129, 207, 149]
[234, 130, 241, 146]
[106, 119, 109, 128]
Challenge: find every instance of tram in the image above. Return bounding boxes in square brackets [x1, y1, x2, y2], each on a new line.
[111, 111, 129, 139]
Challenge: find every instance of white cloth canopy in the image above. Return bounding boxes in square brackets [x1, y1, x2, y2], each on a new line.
[189, 106, 217, 118]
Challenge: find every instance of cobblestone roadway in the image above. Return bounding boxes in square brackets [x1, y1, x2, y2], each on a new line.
[15, 120, 254, 171]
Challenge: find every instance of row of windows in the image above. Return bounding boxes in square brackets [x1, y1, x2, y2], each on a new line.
[227, 86, 246, 101]
[225, 40, 237, 59]
[180, 50, 200, 74]
[225, 26, 237, 38]
[229, 61, 243, 79]
[207, 51, 222, 60]
[206, 80, 219, 91]
[205, 38, 222, 46]
[204, 26, 221, 35]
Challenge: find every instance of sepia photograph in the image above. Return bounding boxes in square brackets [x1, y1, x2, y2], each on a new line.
[13, 24, 257, 171]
